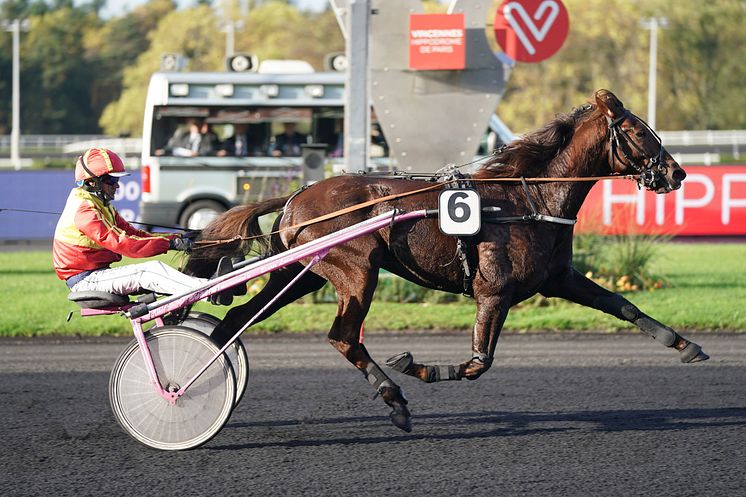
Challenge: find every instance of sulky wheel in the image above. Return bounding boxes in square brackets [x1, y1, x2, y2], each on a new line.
[109, 326, 235, 451]
[182, 311, 249, 406]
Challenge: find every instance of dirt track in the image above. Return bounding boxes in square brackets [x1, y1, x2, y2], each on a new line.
[1, 332, 745, 496]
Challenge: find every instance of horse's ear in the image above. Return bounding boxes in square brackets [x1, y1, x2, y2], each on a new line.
[595, 89, 625, 119]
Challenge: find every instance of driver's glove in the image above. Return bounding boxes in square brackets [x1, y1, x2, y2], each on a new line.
[169, 236, 193, 252]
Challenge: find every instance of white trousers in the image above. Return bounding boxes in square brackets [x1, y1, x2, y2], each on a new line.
[70, 261, 207, 296]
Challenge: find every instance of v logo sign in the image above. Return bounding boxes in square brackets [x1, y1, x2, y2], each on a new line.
[503, 0, 560, 55]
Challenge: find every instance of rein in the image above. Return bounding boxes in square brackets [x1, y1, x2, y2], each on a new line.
[193, 173, 638, 249]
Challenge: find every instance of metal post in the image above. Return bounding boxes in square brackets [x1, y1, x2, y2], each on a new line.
[646, 20, 657, 129]
[641, 17, 667, 130]
[5, 19, 28, 170]
[344, 0, 370, 172]
[224, 22, 235, 57]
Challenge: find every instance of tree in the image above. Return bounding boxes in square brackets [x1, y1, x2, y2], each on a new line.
[20, 6, 100, 132]
[496, 0, 651, 133]
[0, 0, 54, 134]
[85, 0, 177, 131]
[237, 1, 343, 67]
[657, 0, 746, 129]
[100, 1, 346, 136]
[99, 4, 223, 135]
[492, 0, 746, 133]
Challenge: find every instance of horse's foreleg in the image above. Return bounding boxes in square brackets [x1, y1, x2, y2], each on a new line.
[541, 267, 709, 363]
[387, 295, 510, 383]
[326, 267, 412, 432]
[210, 265, 327, 346]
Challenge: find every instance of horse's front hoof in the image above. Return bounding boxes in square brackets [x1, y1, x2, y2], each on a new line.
[680, 342, 710, 363]
[380, 385, 412, 432]
[390, 403, 412, 433]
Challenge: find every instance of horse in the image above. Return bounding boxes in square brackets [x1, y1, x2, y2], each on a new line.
[184, 89, 705, 433]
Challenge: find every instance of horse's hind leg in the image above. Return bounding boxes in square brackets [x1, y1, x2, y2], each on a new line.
[387, 294, 511, 383]
[324, 262, 412, 432]
[540, 267, 709, 363]
[210, 264, 327, 346]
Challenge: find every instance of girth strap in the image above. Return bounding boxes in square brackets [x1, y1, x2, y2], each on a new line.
[483, 177, 576, 226]
[443, 168, 476, 295]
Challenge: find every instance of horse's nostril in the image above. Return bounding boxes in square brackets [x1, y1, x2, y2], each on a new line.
[672, 169, 687, 182]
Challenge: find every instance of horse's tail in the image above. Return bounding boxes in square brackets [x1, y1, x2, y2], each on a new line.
[201, 195, 290, 255]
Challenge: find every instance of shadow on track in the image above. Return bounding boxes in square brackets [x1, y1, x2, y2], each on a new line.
[211, 406, 746, 450]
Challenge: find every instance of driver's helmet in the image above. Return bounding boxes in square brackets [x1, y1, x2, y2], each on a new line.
[74, 148, 130, 184]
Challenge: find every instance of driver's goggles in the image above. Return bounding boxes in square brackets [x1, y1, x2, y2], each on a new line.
[101, 175, 120, 186]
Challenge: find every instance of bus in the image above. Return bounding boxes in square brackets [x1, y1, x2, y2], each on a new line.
[139, 69, 514, 229]
[140, 70, 354, 229]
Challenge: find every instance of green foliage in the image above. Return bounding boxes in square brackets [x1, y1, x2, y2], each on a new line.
[497, 0, 746, 132]
[99, 1, 344, 135]
[237, 2, 344, 75]
[2, 243, 744, 336]
[308, 274, 468, 304]
[100, 4, 222, 135]
[660, 0, 746, 129]
[572, 231, 670, 292]
[20, 7, 100, 132]
[1, 1, 745, 135]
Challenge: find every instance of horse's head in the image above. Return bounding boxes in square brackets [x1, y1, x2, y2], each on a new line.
[595, 89, 686, 193]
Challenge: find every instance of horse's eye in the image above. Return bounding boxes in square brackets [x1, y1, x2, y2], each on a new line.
[635, 129, 647, 138]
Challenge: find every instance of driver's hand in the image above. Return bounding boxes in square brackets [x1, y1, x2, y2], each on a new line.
[169, 236, 193, 252]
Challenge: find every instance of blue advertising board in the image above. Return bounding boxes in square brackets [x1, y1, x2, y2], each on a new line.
[0, 170, 142, 240]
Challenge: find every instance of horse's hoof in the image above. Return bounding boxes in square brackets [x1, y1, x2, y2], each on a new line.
[390, 404, 412, 433]
[385, 352, 413, 373]
[680, 342, 709, 363]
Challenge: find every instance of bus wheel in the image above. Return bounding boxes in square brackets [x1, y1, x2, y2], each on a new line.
[179, 200, 227, 229]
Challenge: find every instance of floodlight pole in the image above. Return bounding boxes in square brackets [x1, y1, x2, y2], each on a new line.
[4, 19, 29, 170]
[640, 17, 668, 130]
[222, 21, 244, 58]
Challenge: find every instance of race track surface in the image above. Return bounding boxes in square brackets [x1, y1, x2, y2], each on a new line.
[1, 332, 745, 496]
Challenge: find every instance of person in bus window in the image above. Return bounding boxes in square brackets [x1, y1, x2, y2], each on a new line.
[155, 118, 204, 157]
[53, 148, 239, 304]
[270, 122, 308, 157]
[199, 122, 220, 156]
[217, 123, 256, 157]
[370, 123, 389, 157]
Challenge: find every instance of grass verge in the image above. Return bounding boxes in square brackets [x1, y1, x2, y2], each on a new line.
[0, 243, 743, 336]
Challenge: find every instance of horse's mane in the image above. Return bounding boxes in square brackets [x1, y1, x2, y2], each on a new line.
[474, 103, 597, 179]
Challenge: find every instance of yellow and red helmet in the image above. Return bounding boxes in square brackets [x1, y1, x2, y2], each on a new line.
[74, 148, 129, 183]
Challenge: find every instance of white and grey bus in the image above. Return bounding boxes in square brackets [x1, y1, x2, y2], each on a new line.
[140, 69, 354, 229]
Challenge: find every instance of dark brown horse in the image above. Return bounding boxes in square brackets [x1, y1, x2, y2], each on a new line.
[185, 90, 705, 432]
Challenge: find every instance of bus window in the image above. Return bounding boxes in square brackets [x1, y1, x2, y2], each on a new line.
[313, 116, 342, 156]
[310, 117, 389, 158]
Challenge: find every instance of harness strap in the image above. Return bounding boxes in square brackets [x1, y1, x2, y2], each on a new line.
[516, 177, 577, 225]
[194, 174, 631, 248]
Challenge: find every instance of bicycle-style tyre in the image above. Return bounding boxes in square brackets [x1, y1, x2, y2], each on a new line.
[109, 326, 235, 451]
[183, 311, 249, 406]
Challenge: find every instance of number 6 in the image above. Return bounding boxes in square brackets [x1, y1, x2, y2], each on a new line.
[438, 189, 481, 236]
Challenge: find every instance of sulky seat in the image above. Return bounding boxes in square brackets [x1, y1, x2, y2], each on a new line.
[67, 291, 131, 309]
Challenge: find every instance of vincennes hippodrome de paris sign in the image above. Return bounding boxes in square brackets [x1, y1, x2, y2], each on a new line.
[408, 0, 570, 69]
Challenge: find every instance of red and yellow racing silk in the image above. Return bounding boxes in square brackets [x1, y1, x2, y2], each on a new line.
[53, 188, 173, 280]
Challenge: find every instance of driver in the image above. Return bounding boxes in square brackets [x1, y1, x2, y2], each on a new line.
[52, 148, 235, 304]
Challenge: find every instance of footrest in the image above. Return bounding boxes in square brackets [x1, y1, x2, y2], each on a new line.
[68, 291, 130, 309]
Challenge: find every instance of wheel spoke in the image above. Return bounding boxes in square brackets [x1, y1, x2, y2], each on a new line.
[109, 327, 235, 450]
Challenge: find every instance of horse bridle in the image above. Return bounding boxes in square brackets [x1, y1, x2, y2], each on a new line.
[606, 110, 668, 191]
